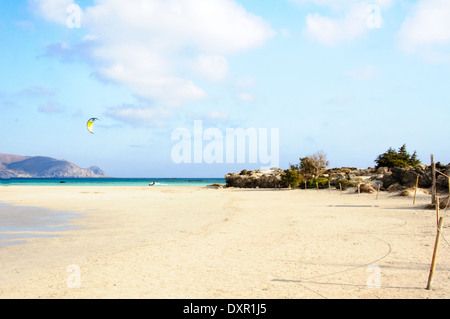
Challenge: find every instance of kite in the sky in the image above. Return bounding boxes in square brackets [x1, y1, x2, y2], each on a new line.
[87, 118, 99, 134]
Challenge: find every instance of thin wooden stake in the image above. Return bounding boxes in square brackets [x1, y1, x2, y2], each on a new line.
[340, 183, 342, 195]
[413, 175, 419, 205]
[328, 180, 331, 193]
[436, 196, 440, 227]
[427, 217, 444, 290]
[357, 184, 360, 196]
[431, 154, 436, 205]
[376, 184, 380, 200]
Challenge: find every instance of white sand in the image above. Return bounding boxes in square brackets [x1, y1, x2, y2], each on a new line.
[0, 185, 449, 299]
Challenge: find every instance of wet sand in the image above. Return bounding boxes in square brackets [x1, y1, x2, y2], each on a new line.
[0, 203, 81, 247]
[0, 185, 449, 299]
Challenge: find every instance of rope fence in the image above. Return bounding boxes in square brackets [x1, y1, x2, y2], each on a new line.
[427, 191, 450, 290]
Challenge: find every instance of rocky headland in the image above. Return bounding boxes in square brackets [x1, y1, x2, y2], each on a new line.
[0, 153, 107, 179]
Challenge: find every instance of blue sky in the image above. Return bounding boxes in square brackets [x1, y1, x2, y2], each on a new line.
[1, 0, 450, 178]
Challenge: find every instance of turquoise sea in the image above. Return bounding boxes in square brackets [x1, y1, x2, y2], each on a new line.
[0, 178, 226, 187]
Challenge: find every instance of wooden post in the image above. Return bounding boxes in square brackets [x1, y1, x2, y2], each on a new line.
[339, 182, 342, 195]
[357, 183, 360, 196]
[431, 154, 436, 205]
[328, 180, 331, 193]
[436, 196, 440, 228]
[413, 175, 419, 205]
[426, 217, 444, 290]
[376, 184, 380, 200]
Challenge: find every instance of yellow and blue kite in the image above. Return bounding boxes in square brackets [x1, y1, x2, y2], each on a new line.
[87, 118, 99, 134]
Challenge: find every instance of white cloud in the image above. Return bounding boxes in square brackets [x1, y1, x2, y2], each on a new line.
[290, 0, 393, 9]
[91, 43, 209, 106]
[303, 3, 368, 46]
[300, 0, 392, 46]
[105, 104, 172, 127]
[32, 0, 274, 107]
[194, 55, 229, 82]
[237, 92, 255, 102]
[29, 0, 77, 25]
[398, 0, 450, 62]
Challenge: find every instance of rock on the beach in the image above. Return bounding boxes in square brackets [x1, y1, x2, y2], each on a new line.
[376, 167, 390, 175]
[381, 174, 397, 190]
[400, 188, 415, 197]
[225, 168, 285, 188]
[400, 188, 429, 197]
[425, 196, 450, 209]
[387, 183, 403, 193]
[381, 165, 436, 190]
[207, 183, 224, 189]
[437, 174, 449, 190]
[358, 184, 376, 194]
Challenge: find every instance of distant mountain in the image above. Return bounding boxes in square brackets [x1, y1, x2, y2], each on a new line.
[0, 153, 107, 179]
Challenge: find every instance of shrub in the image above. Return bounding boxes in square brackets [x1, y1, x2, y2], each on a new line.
[375, 144, 421, 169]
[282, 167, 302, 188]
[308, 177, 329, 189]
[335, 178, 359, 190]
[336, 178, 348, 190]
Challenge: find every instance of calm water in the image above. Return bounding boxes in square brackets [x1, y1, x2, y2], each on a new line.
[0, 203, 82, 248]
[0, 178, 226, 187]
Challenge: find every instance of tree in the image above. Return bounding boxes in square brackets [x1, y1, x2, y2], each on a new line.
[375, 144, 421, 168]
[299, 151, 329, 179]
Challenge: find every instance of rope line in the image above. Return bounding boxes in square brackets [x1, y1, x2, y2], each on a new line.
[435, 195, 450, 247]
[439, 228, 450, 248]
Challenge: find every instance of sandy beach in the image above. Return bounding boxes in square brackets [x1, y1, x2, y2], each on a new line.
[0, 185, 449, 299]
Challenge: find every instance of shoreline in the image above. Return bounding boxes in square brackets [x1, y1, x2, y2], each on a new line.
[0, 178, 227, 188]
[0, 185, 449, 299]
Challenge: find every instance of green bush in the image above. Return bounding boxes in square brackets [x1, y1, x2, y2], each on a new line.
[375, 144, 421, 169]
[281, 168, 302, 188]
[308, 177, 329, 189]
[335, 178, 359, 190]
